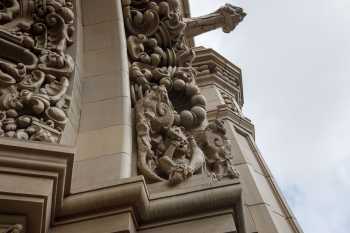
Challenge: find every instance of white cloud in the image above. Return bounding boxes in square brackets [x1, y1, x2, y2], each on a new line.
[190, 0, 350, 232]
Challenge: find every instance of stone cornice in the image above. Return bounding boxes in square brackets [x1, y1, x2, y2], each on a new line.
[57, 176, 245, 228]
[193, 46, 244, 106]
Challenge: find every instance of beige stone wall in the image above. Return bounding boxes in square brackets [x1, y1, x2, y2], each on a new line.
[70, 0, 133, 193]
[229, 123, 298, 233]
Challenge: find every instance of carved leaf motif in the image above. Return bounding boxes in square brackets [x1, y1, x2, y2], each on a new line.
[0, 0, 75, 143]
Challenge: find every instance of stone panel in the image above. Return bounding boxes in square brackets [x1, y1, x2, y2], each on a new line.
[225, 123, 264, 174]
[83, 48, 122, 78]
[248, 204, 279, 233]
[76, 125, 132, 161]
[79, 97, 131, 132]
[248, 204, 295, 233]
[82, 0, 120, 25]
[51, 212, 136, 233]
[71, 153, 132, 193]
[82, 71, 130, 103]
[84, 20, 119, 52]
[139, 213, 237, 233]
[235, 163, 285, 216]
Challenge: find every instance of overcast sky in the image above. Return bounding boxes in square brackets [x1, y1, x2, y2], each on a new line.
[191, 1, 350, 232]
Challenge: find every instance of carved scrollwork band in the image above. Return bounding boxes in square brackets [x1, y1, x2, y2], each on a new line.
[0, 0, 75, 143]
[123, 0, 244, 184]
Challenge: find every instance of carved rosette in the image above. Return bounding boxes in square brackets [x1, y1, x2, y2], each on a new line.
[123, 0, 243, 185]
[0, 0, 75, 143]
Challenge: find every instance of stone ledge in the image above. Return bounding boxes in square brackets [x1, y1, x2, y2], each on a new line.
[0, 138, 74, 233]
[56, 175, 248, 233]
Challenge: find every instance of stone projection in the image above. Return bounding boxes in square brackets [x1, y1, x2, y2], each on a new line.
[0, 0, 75, 143]
[122, 0, 245, 184]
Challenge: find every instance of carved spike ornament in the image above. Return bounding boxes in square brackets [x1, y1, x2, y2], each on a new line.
[0, 0, 75, 143]
[123, 0, 244, 184]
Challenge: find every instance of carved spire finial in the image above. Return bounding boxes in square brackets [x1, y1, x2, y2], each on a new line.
[184, 3, 246, 38]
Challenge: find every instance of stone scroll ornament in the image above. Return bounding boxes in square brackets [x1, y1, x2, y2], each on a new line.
[0, 0, 75, 143]
[123, 0, 245, 185]
[1, 224, 23, 233]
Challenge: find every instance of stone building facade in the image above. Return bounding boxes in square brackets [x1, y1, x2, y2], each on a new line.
[0, 1, 303, 233]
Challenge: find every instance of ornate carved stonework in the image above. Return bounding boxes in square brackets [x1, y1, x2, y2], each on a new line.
[135, 85, 205, 184]
[0, 224, 23, 233]
[0, 0, 75, 143]
[220, 89, 243, 117]
[197, 120, 239, 180]
[123, 0, 244, 184]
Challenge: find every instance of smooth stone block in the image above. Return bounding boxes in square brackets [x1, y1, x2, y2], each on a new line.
[76, 125, 132, 161]
[71, 153, 132, 193]
[84, 20, 120, 52]
[82, 71, 130, 103]
[80, 97, 131, 132]
[82, 48, 122, 77]
[82, 0, 119, 25]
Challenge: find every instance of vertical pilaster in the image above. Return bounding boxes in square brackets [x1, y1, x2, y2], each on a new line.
[71, 0, 132, 192]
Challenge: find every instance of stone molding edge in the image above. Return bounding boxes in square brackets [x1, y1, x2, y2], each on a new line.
[0, 138, 247, 232]
[0, 138, 75, 198]
[56, 175, 248, 233]
[234, 127, 304, 233]
[0, 138, 74, 232]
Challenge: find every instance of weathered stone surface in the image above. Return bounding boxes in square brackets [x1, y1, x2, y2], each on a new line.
[184, 3, 246, 38]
